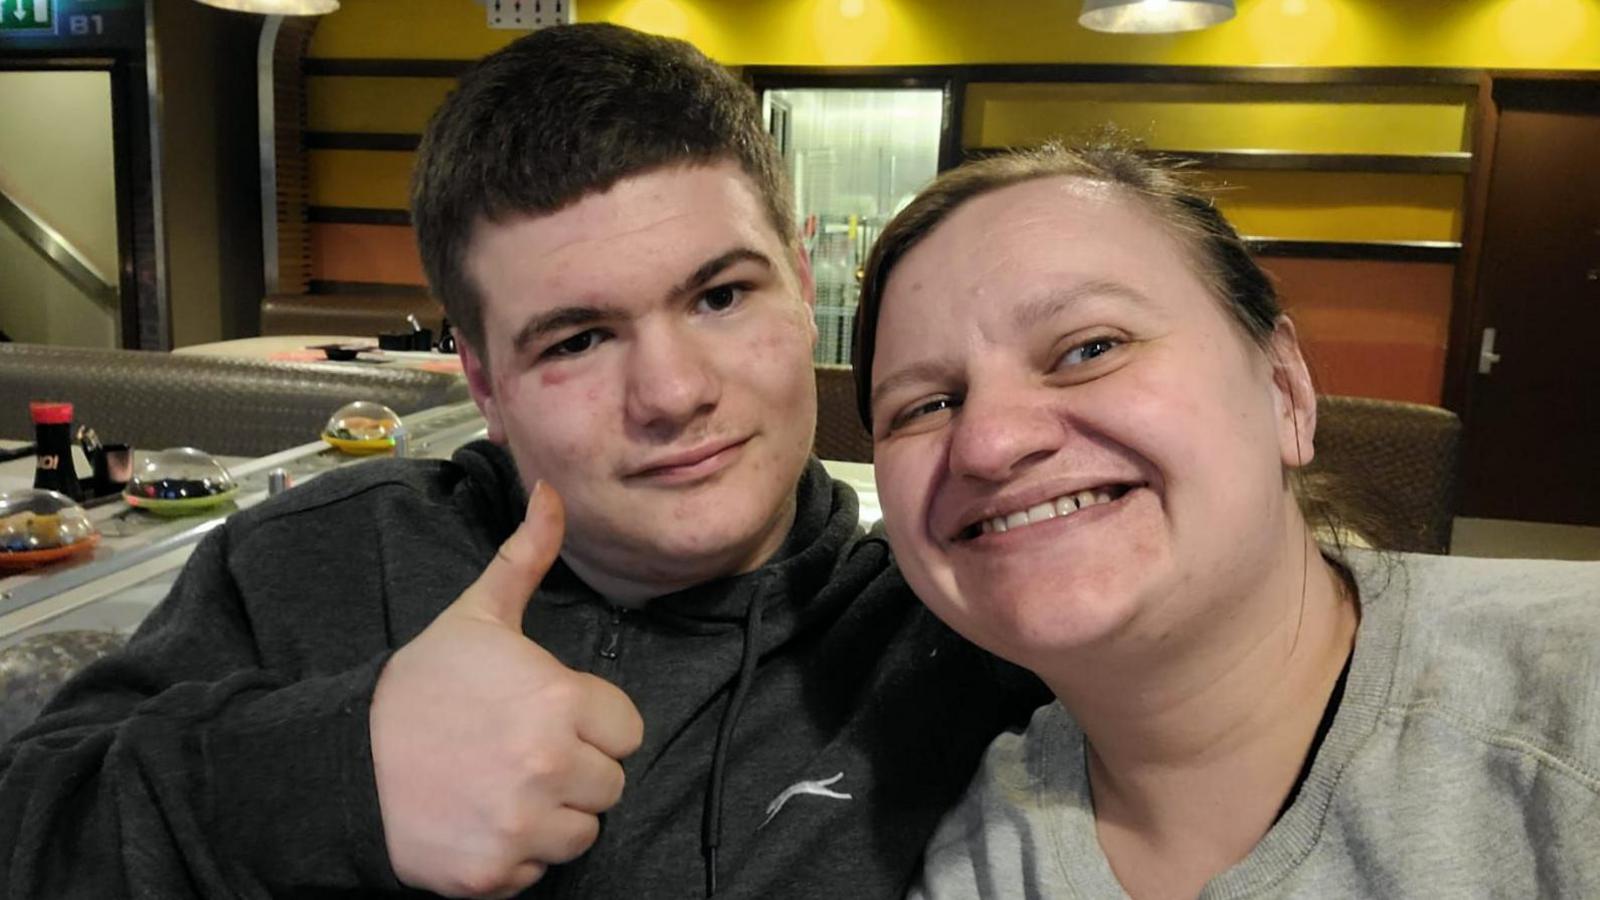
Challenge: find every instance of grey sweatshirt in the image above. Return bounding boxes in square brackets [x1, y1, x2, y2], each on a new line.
[913, 549, 1600, 899]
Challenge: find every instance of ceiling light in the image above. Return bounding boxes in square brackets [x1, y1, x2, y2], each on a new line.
[1079, 0, 1235, 33]
[192, 0, 340, 14]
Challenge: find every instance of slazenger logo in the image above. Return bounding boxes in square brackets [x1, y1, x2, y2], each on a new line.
[760, 772, 853, 828]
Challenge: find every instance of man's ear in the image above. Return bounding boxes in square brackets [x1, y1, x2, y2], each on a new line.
[1267, 316, 1317, 470]
[791, 241, 819, 348]
[459, 337, 507, 444]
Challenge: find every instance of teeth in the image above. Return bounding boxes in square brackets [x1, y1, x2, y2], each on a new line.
[978, 486, 1131, 538]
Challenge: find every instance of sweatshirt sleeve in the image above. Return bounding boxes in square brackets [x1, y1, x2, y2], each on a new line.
[0, 524, 404, 897]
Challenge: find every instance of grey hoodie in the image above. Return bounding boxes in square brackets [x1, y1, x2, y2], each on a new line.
[0, 441, 1046, 898]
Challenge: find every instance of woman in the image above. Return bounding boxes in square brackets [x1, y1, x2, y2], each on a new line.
[853, 144, 1600, 899]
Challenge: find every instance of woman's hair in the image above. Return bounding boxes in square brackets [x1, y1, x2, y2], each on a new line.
[851, 139, 1374, 550]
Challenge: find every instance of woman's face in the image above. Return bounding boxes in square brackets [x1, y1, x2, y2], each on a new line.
[869, 176, 1315, 670]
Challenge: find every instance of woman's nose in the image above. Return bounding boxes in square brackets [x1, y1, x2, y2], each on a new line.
[946, 383, 1064, 483]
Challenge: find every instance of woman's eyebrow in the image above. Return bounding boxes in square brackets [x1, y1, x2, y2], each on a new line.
[870, 360, 953, 415]
[870, 280, 1151, 412]
[1011, 279, 1152, 333]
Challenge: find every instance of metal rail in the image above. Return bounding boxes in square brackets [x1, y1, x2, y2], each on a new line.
[0, 184, 118, 311]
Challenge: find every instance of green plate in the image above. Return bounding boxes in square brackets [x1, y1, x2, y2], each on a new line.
[123, 487, 240, 517]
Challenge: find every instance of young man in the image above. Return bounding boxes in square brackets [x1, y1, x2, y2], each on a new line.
[0, 23, 1041, 899]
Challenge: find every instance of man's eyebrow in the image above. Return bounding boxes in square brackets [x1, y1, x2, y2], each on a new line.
[504, 249, 776, 357]
[869, 279, 1152, 416]
[509, 303, 629, 357]
[669, 247, 774, 300]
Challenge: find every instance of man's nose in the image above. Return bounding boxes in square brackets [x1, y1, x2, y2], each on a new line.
[946, 382, 1064, 483]
[624, 325, 719, 435]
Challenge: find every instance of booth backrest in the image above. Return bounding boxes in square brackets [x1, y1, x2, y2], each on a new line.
[0, 343, 469, 458]
[260, 293, 446, 339]
[1306, 395, 1462, 555]
[814, 365, 872, 463]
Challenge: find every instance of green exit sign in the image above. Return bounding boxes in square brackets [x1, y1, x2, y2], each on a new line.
[0, 0, 52, 32]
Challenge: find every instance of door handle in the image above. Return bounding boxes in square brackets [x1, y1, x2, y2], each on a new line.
[1478, 327, 1502, 375]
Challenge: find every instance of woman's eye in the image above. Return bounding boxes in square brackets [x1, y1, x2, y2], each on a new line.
[698, 284, 744, 313]
[543, 329, 607, 359]
[889, 395, 959, 432]
[1059, 336, 1121, 368]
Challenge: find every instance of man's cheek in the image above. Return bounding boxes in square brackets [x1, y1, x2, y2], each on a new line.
[538, 364, 577, 389]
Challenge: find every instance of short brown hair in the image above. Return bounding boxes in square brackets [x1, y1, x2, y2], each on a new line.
[851, 141, 1278, 430]
[411, 23, 794, 357]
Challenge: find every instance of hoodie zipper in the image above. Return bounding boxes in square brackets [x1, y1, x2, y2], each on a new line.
[595, 606, 626, 675]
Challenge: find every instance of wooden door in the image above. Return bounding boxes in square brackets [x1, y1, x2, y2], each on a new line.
[1458, 78, 1600, 525]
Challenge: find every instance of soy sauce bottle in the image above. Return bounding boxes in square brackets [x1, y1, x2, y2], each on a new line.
[30, 402, 83, 501]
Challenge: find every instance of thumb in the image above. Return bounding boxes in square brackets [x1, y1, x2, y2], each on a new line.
[454, 480, 566, 628]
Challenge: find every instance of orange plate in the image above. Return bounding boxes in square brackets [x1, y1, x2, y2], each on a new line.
[0, 533, 101, 571]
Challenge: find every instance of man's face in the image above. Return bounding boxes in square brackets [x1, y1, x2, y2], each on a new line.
[460, 162, 819, 603]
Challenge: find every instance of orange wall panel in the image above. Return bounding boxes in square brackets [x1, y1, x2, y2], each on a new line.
[1261, 256, 1455, 405]
[310, 223, 426, 286]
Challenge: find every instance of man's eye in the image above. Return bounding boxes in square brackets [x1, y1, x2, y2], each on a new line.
[543, 329, 607, 359]
[1059, 337, 1120, 368]
[698, 284, 744, 313]
[888, 395, 959, 432]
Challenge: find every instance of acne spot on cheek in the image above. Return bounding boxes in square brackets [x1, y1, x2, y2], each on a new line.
[539, 368, 570, 389]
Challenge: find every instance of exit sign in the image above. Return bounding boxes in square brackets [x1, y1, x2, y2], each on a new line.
[1, 0, 52, 32]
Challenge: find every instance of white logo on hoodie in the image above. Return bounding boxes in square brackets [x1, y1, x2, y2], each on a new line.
[761, 772, 854, 828]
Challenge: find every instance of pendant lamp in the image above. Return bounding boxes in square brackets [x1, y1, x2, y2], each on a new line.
[192, 0, 340, 14]
[1079, 0, 1235, 33]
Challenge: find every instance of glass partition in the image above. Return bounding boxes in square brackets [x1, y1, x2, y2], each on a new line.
[763, 88, 944, 366]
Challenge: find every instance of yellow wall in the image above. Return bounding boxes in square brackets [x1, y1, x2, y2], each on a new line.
[297, 0, 1599, 407]
[1204, 171, 1465, 242]
[963, 84, 1474, 155]
[307, 77, 456, 133]
[309, 0, 1600, 69]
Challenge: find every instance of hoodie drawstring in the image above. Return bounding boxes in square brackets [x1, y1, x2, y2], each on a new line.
[700, 590, 765, 897]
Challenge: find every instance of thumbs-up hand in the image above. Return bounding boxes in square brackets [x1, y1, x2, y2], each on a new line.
[370, 482, 645, 898]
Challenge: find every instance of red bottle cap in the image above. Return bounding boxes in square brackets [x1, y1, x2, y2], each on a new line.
[29, 402, 74, 425]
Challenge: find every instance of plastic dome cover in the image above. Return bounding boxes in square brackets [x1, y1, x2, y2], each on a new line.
[0, 489, 97, 553]
[323, 401, 402, 442]
[124, 447, 239, 501]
